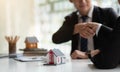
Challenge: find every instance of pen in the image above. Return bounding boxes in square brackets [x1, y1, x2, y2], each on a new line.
[43, 64, 57, 66]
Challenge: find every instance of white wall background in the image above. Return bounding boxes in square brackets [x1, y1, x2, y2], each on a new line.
[0, 0, 35, 53]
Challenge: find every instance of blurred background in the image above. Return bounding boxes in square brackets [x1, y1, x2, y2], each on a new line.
[0, 0, 119, 55]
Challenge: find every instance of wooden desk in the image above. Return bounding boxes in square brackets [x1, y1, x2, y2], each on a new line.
[0, 57, 120, 72]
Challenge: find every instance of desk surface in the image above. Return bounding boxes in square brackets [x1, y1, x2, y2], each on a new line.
[0, 57, 120, 72]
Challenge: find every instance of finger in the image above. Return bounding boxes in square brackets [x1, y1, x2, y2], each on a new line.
[80, 33, 88, 39]
[86, 27, 95, 34]
[82, 30, 92, 37]
[81, 32, 94, 38]
[71, 54, 77, 59]
[71, 52, 77, 56]
[87, 22, 96, 29]
[86, 29, 96, 37]
[92, 26, 98, 32]
[86, 22, 93, 26]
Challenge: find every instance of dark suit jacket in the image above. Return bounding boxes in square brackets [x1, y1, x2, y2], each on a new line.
[52, 6, 118, 54]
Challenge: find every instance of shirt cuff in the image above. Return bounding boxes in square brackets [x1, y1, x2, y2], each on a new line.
[96, 23, 102, 36]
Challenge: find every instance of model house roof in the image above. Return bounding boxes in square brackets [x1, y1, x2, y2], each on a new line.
[25, 36, 39, 43]
[52, 49, 64, 56]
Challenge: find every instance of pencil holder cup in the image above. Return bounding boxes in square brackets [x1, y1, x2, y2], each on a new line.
[5, 36, 20, 58]
[9, 43, 16, 55]
[8, 43, 17, 58]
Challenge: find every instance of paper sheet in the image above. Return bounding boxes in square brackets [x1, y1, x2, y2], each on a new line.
[14, 56, 43, 62]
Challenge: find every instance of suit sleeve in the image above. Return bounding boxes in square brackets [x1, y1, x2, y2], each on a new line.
[97, 8, 118, 39]
[52, 16, 75, 44]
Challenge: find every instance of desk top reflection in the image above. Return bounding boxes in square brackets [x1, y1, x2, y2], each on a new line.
[0, 57, 120, 72]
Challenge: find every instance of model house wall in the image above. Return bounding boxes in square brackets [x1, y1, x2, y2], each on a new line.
[46, 49, 66, 65]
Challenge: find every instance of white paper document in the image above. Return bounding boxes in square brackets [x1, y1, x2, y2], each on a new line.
[14, 56, 43, 62]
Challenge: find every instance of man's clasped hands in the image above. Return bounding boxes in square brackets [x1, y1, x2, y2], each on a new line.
[74, 22, 99, 39]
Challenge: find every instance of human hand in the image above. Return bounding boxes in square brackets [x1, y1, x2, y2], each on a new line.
[90, 49, 100, 57]
[87, 22, 99, 33]
[74, 23, 86, 34]
[74, 23, 95, 38]
[71, 50, 88, 59]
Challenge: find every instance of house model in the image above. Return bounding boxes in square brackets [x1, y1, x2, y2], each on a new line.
[25, 36, 39, 49]
[46, 49, 66, 65]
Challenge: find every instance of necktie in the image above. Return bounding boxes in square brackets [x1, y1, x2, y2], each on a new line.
[80, 16, 88, 52]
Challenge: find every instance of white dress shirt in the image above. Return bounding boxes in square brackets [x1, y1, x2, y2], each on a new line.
[77, 5, 102, 51]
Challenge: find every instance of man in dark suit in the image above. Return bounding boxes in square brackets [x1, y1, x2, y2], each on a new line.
[52, 0, 120, 68]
